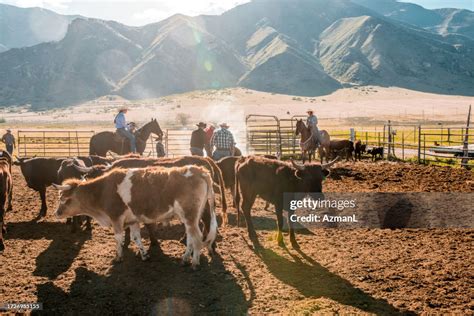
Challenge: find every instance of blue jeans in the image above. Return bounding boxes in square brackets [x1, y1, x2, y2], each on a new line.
[190, 147, 204, 156]
[117, 128, 136, 152]
[5, 144, 13, 155]
[212, 149, 231, 160]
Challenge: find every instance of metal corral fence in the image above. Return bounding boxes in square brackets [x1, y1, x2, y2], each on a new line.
[17, 130, 95, 157]
[15, 119, 474, 167]
[246, 115, 474, 167]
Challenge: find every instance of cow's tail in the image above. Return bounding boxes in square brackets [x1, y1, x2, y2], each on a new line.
[215, 164, 228, 227]
[234, 162, 241, 227]
[202, 171, 217, 249]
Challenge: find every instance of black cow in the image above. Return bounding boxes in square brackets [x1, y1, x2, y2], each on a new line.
[14, 157, 64, 218]
[329, 140, 354, 161]
[235, 156, 337, 247]
[354, 140, 367, 161]
[367, 147, 384, 161]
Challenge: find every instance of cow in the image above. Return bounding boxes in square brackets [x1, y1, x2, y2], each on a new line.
[57, 158, 94, 231]
[367, 147, 384, 161]
[329, 140, 354, 161]
[0, 158, 13, 252]
[53, 165, 217, 269]
[217, 154, 278, 209]
[235, 156, 338, 247]
[354, 140, 367, 161]
[14, 157, 65, 218]
[73, 156, 228, 226]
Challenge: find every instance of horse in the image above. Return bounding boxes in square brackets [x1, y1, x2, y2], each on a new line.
[89, 118, 163, 156]
[295, 119, 331, 163]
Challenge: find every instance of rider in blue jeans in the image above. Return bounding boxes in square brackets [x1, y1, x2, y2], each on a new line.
[115, 106, 136, 153]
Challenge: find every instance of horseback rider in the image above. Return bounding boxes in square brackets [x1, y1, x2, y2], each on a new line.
[114, 106, 137, 153]
[306, 109, 322, 146]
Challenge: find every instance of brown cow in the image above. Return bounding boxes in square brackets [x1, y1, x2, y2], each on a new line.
[235, 156, 338, 247]
[53, 166, 217, 269]
[74, 156, 228, 226]
[217, 155, 278, 209]
[0, 158, 13, 252]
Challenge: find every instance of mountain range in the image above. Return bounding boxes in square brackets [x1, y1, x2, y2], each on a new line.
[0, 0, 473, 109]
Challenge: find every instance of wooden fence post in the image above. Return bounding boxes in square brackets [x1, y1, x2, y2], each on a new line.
[418, 125, 422, 164]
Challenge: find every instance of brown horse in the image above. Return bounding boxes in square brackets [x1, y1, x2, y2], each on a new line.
[89, 119, 163, 156]
[295, 119, 331, 163]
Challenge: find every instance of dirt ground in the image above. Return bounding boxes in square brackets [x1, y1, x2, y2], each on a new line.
[0, 162, 473, 315]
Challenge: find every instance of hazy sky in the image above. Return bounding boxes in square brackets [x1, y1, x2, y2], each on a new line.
[1, 0, 473, 26]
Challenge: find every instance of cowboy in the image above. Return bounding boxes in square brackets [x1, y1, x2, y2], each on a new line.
[190, 122, 207, 156]
[211, 123, 235, 160]
[114, 106, 136, 153]
[155, 135, 166, 157]
[306, 109, 322, 146]
[1, 129, 15, 155]
[204, 124, 215, 157]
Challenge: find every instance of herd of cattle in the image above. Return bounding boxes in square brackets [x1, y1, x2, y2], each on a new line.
[0, 150, 339, 269]
[329, 140, 384, 162]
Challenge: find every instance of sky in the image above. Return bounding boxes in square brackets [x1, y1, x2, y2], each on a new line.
[0, 0, 472, 26]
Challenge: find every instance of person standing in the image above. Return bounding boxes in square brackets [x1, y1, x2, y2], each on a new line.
[306, 109, 322, 146]
[190, 122, 207, 156]
[204, 125, 215, 157]
[211, 123, 235, 160]
[1, 129, 15, 155]
[114, 106, 136, 153]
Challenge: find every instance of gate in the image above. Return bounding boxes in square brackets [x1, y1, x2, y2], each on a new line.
[17, 130, 95, 158]
[246, 115, 281, 156]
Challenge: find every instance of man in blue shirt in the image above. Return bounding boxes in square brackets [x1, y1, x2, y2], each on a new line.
[114, 106, 136, 153]
[306, 109, 321, 146]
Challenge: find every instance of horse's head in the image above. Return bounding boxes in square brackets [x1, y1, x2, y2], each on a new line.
[295, 119, 304, 136]
[150, 118, 163, 138]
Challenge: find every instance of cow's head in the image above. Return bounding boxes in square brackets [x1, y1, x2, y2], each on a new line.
[72, 164, 110, 179]
[57, 159, 85, 183]
[52, 182, 82, 219]
[291, 157, 339, 192]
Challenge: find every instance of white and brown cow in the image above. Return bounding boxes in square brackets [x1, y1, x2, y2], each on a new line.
[53, 165, 217, 269]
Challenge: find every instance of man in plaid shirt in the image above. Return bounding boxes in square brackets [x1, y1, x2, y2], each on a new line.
[211, 123, 235, 160]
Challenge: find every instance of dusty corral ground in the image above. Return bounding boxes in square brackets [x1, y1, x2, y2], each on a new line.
[1, 162, 473, 315]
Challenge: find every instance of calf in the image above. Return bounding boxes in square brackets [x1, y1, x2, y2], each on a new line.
[73, 156, 228, 226]
[0, 158, 13, 252]
[14, 157, 64, 218]
[53, 166, 217, 269]
[367, 147, 384, 161]
[329, 140, 354, 161]
[57, 158, 93, 231]
[235, 156, 337, 247]
[354, 140, 367, 161]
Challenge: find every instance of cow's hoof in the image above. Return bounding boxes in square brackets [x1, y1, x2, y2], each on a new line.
[141, 253, 150, 261]
[180, 260, 189, 267]
[191, 264, 200, 271]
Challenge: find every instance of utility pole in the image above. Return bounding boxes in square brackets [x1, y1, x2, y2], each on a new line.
[461, 105, 471, 168]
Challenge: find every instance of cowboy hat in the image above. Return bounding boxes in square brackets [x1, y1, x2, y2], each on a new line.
[6, 129, 11, 132]
[196, 122, 207, 128]
[220, 123, 230, 128]
[118, 106, 129, 112]
[306, 109, 314, 113]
